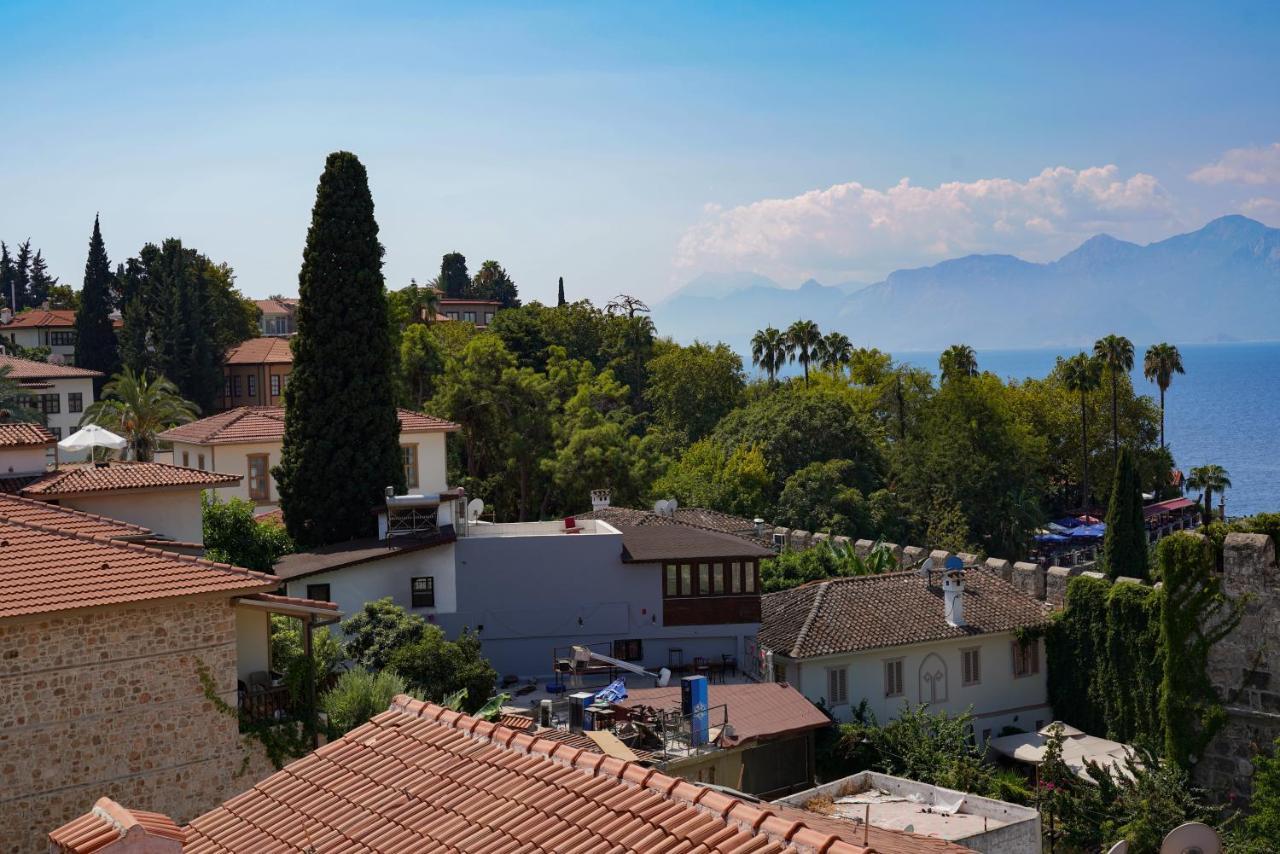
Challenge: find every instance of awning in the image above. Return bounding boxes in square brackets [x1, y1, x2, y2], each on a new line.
[988, 726, 1138, 782]
[235, 592, 343, 620]
[1144, 497, 1198, 518]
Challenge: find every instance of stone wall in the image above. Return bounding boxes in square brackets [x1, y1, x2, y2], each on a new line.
[0, 598, 271, 853]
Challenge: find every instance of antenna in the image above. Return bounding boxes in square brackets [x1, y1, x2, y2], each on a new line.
[466, 498, 485, 523]
[1160, 822, 1222, 854]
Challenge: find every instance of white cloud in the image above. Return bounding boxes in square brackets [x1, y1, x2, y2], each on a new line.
[1190, 143, 1280, 186]
[1242, 196, 1280, 224]
[676, 165, 1175, 282]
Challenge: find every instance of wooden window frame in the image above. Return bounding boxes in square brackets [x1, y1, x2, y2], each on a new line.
[306, 583, 331, 603]
[411, 576, 435, 608]
[962, 647, 981, 686]
[270, 374, 281, 397]
[247, 453, 270, 501]
[68, 392, 83, 414]
[1012, 639, 1040, 678]
[826, 666, 849, 705]
[662, 558, 758, 600]
[612, 639, 643, 662]
[884, 658, 905, 698]
[247, 374, 257, 398]
[233, 376, 242, 398]
[402, 444, 419, 489]
[197, 453, 205, 470]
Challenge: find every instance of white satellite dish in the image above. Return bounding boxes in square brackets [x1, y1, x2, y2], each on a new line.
[1106, 842, 1128, 854]
[653, 499, 671, 516]
[466, 498, 485, 522]
[668, 498, 678, 513]
[917, 556, 934, 579]
[1160, 822, 1222, 854]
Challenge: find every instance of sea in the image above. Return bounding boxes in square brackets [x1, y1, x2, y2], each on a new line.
[893, 342, 1280, 518]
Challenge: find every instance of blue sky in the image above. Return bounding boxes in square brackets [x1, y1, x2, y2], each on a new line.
[2, 1, 1278, 305]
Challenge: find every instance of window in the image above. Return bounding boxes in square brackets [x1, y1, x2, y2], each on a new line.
[484, 312, 494, 325]
[270, 374, 281, 397]
[402, 444, 419, 489]
[463, 311, 476, 323]
[744, 561, 756, 592]
[68, 392, 82, 414]
[49, 426, 61, 439]
[233, 376, 242, 398]
[1012, 639, 1040, 678]
[826, 667, 849, 704]
[665, 564, 678, 596]
[962, 648, 981, 686]
[306, 584, 331, 603]
[247, 375, 257, 398]
[182, 451, 190, 467]
[698, 563, 710, 594]
[712, 563, 724, 594]
[197, 453, 205, 470]
[411, 576, 435, 608]
[884, 659, 904, 697]
[613, 639, 643, 662]
[680, 564, 692, 596]
[730, 561, 741, 593]
[33, 393, 59, 415]
[49, 330, 76, 346]
[224, 377, 232, 399]
[247, 454, 270, 501]
[446, 311, 459, 320]
[774, 662, 788, 684]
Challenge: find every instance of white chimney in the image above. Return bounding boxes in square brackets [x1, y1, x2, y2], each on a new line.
[590, 488, 611, 511]
[943, 567, 966, 627]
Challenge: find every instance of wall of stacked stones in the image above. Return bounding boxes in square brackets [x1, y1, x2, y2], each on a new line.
[0, 597, 273, 853]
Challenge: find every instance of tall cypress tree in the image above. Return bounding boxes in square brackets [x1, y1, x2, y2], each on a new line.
[276, 152, 403, 546]
[74, 216, 121, 390]
[12, 240, 32, 312]
[438, 252, 469, 298]
[1102, 447, 1149, 580]
[0, 243, 13, 312]
[557, 276, 566, 307]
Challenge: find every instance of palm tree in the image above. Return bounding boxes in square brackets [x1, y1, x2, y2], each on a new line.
[418, 286, 441, 323]
[1062, 352, 1102, 511]
[750, 327, 788, 384]
[81, 367, 200, 461]
[816, 331, 853, 377]
[1143, 342, 1184, 450]
[786, 320, 822, 384]
[1093, 334, 1134, 470]
[0, 365, 43, 424]
[1187, 464, 1232, 524]
[938, 344, 978, 384]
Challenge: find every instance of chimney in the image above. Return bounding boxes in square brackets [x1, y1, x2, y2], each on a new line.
[943, 562, 966, 627]
[753, 517, 765, 538]
[590, 488, 611, 511]
[0, 307, 11, 324]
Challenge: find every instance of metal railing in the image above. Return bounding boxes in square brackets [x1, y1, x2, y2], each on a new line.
[386, 506, 439, 537]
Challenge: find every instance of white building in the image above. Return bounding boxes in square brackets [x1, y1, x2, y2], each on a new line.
[0, 308, 121, 365]
[0, 354, 99, 450]
[755, 567, 1053, 742]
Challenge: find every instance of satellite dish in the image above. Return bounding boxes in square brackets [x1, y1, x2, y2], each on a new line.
[1105, 843, 1128, 854]
[467, 498, 485, 522]
[668, 498, 678, 513]
[918, 557, 933, 578]
[1160, 822, 1221, 854]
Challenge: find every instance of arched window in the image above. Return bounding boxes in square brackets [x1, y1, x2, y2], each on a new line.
[919, 653, 948, 704]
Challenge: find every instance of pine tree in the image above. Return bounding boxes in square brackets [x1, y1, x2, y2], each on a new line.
[0, 243, 13, 312]
[12, 240, 32, 312]
[28, 250, 56, 306]
[74, 216, 121, 391]
[557, 276, 566, 307]
[276, 152, 404, 546]
[1102, 447, 1149, 580]
[438, 252, 469, 298]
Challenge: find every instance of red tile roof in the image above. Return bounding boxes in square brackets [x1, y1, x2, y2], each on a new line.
[760, 570, 1052, 659]
[21, 462, 241, 497]
[0, 518, 276, 619]
[622, 682, 830, 745]
[0, 354, 102, 379]
[0, 421, 55, 446]
[0, 492, 152, 538]
[180, 696, 874, 853]
[224, 336, 294, 364]
[3, 309, 121, 329]
[254, 297, 298, 314]
[49, 797, 184, 853]
[159, 406, 459, 445]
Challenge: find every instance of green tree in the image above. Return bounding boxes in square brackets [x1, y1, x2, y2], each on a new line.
[1143, 343, 1184, 450]
[1243, 738, 1280, 844]
[1061, 352, 1102, 509]
[46, 282, 80, 311]
[341, 598, 427, 671]
[557, 276, 566, 307]
[775, 459, 871, 536]
[652, 440, 771, 518]
[750, 326, 788, 384]
[398, 323, 444, 407]
[785, 319, 821, 384]
[10, 240, 32, 311]
[1187, 464, 1231, 524]
[27, 247, 56, 308]
[276, 152, 404, 546]
[938, 344, 978, 383]
[0, 243, 13, 311]
[543, 367, 646, 510]
[815, 331, 853, 377]
[387, 625, 498, 715]
[644, 341, 744, 443]
[80, 367, 198, 461]
[431, 334, 519, 480]
[321, 668, 408, 735]
[469, 259, 519, 307]
[269, 613, 344, 715]
[202, 494, 294, 571]
[1102, 447, 1149, 580]
[0, 366, 42, 423]
[1094, 333, 1135, 470]
[437, 252, 470, 298]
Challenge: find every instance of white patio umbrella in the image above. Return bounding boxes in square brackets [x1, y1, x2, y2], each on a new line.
[57, 423, 129, 454]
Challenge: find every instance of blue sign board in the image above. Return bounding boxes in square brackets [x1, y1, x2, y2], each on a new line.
[681, 675, 709, 747]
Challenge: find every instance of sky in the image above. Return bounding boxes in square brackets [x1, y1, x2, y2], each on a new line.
[2, 1, 1279, 306]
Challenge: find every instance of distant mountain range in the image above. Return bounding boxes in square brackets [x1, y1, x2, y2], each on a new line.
[653, 215, 1280, 354]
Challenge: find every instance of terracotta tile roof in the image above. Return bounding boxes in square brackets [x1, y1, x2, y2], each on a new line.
[0, 354, 102, 379]
[4, 309, 122, 329]
[0, 518, 276, 619]
[0, 492, 152, 538]
[181, 696, 874, 853]
[0, 473, 46, 494]
[21, 462, 241, 497]
[49, 797, 184, 853]
[224, 335, 294, 364]
[0, 421, 55, 446]
[159, 406, 459, 445]
[254, 297, 298, 314]
[759, 570, 1053, 659]
[622, 682, 830, 745]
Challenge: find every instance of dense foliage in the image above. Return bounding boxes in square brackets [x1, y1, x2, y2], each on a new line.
[202, 495, 294, 571]
[321, 668, 409, 735]
[0, 238, 59, 311]
[1102, 447, 1150, 580]
[81, 368, 198, 460]
[387, 626, 499, 715]
[761, 540, 898, 593]
[73, 216, 121, 393]
[277, 152, 405, 546]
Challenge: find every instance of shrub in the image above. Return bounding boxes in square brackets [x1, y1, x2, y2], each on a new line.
[321, 667, 408, 735]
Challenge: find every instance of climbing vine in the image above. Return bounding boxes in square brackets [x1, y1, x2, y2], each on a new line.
[196, 658, 314, 770]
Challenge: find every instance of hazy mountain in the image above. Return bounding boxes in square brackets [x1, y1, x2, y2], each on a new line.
[655, 216, 1280, 354]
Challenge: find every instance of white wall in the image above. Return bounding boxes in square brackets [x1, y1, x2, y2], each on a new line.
[415, 433, 448, 493]
[63, 490, 205, 543]
[44, 377, 96, 459]
[235, 606, 271, 682]
[283, 544, 459, 629]
[786, 632, 1050, 739]
[0, 445, 48, 476]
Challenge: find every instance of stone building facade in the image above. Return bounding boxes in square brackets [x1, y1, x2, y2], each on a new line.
[0, 597, 271, 853]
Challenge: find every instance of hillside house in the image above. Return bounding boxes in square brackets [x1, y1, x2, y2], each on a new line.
[436, 295, 502, 328]
[219, 336, 293, 409]
[0, 307, 121, 365]
[255, 297, 298, 337]
[756, 566, 1052, 741]
[0, 354, 99, 450]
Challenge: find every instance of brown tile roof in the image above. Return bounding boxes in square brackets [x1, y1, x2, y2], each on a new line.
[617, 523, 773, 563]
[622, 682, 830, 745]
[4, 309, 121, 329]
[180, 696, 874, 853]
[224, 335, 294, 364]
[49, 797, 185, 853]
[0, 421, 55, 446]
[0, 492, 152, 538]
[273, 529, 457, 580]
[21, 462, 241, 497]
[582, 504, 772, 546]
[159, 406, 460, 445]
[254, 297, 298, 314]
[0, 518, 276, 619]
[759, 570, 1053, 659]
[0, 354, 102, 379]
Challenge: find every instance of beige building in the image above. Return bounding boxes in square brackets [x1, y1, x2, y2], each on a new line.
[255, 297, 298, 337]
[159, 406, 458, 509]
[220, 337, 293, 410]
[0, 308, 121, 365]
[0, 354, 99, 450]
